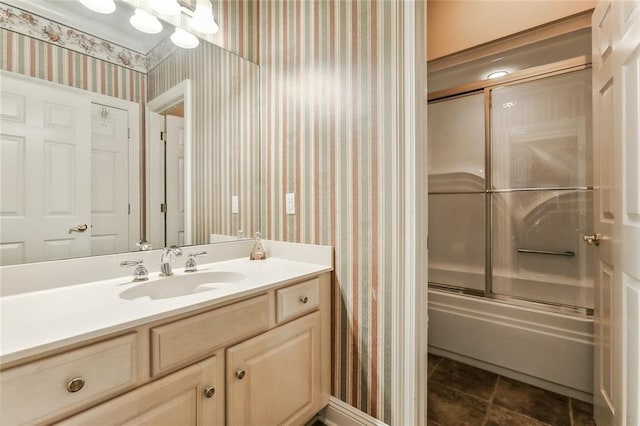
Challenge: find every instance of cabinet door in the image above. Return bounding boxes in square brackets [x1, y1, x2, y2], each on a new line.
[227, 312, 321, 426]
[58, 355, 223, 425]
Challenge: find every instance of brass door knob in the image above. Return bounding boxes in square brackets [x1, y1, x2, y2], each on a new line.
[235, 369, 246, 380]
[583, 233, 601, 246]
[204, 386, 215, 398]
[69, 224, 88, 233]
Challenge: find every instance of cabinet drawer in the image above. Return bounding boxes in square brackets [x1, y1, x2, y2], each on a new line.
[58, 355, 223, 426]
[276, 278, 320, 324]
[0, 333, 138, 425]
[151, 294, 269, 376]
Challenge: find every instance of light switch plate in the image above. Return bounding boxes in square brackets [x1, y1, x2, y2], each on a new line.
[286, 192, 295, 215]
[231, 195, 239, 214]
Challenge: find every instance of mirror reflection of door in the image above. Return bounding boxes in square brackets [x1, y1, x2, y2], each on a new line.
[0, 73, 139, 266]
[164, 104, 185, 247]
[0, 76, 91, 264]
[147, 101, 185, 249]
[90, 103, 131, 256]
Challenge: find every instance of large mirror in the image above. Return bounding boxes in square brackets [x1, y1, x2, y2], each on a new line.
[0, 0, 260, 266]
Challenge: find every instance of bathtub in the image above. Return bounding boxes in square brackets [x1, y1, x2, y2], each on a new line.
[428, 287, 594, 402]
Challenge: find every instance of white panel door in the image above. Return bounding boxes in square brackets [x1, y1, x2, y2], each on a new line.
[0, 73, 91, 265]
[90, 104, 130, 256]
[591, 1, 640, 425]
[146, 110, 165, 249]
[166, 115, 185, 247]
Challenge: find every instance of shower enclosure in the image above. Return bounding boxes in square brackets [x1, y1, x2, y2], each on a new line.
[426, 30, 596, 399]
[428, 67, 593, 314]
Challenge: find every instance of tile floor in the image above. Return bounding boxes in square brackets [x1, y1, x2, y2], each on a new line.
[428, 354, 596, 426]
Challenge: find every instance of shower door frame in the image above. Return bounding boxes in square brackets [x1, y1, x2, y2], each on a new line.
[428, 55, 595, 316]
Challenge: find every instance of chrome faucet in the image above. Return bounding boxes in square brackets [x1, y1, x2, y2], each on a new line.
[120, 259, 149, 282]
[185, 251, 207, 272]
[160, 245, 182, 276]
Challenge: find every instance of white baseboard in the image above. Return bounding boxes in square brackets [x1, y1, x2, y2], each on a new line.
[318, 397, 388, 426]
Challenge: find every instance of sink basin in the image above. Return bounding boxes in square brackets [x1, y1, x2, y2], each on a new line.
[120, 271, 246, 300]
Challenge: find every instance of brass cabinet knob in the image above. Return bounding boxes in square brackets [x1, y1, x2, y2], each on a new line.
[235, 369, 246, 380]
[67, 377, 85, 393]
[204, 386, 215, 398]
[300, 296, 309, 304]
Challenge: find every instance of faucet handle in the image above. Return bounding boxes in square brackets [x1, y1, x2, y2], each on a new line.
[185, 251, 207, 273]
[120, 259, 149, 282]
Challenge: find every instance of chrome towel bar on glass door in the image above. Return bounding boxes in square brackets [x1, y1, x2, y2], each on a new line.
[516, 248, 576, 257]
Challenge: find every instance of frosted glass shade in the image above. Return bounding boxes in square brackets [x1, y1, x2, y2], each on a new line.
[129, 9, 163, 34]
[171, 28, 199, 49]
[78, 0, 115, 14]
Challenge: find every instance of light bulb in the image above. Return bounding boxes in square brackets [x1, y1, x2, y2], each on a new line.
[78, 0, 115, 14]
[189, 0, 219, 34]
[129, 8, 163, 34]
[150, 0, 181, 16]
[171, 28, 200, 49]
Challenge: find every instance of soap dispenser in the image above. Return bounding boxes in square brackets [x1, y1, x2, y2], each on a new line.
[249, 232, 267, 260]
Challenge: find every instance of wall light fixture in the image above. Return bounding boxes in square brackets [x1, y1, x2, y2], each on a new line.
[129, 8, 163, 34]
[78, 0, 116, 14]
[150, 0, 181, 16]
[188, 0, 219, 35]
[171, 28, 200, 49]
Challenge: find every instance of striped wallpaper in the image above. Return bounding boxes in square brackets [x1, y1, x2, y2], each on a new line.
[0, 28, 146, 103]
[148, 43, 260, 244]
[210, 0, 260, 64]
[259, 1, 410, 422]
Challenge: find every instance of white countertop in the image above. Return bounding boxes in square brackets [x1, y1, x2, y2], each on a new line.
[0, 242, 333, 365]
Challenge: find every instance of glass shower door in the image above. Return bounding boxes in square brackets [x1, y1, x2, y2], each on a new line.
[490, 70, 594, 309]
[428, 92, 485, 293]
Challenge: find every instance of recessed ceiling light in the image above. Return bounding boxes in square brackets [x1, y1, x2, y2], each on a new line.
[487, 70, 509, 79]
[129, 8, 163, 34]
[78, 0, 115, 14]
[171, 28, 200, 49]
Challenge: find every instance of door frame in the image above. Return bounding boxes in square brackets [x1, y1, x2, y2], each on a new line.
[146, 79, 193, 247]
[393, 1, 429, 425]
[0, 70, 141, 252]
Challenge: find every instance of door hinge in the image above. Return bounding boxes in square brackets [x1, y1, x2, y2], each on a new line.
[127, 128, 130, 139]
[160, 131, 166, 142]
[160, 203, 167, 213]
[128, 203, 131, 214]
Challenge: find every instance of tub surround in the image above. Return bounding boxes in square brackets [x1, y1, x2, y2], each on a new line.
[0, 239, 332, 365]
[428, 288, 594, 402]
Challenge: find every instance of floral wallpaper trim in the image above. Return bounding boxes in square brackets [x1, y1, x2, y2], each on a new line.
[146, 36, 178, 72]
[0, 4, 150, 73]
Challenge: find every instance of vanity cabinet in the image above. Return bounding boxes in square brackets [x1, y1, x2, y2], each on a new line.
[0, 272, 330, 425]
[227, 312, 321, 425]
[58, 355, 224, 425]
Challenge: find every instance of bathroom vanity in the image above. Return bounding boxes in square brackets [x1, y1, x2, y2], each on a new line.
[0, 240, 332, 425]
